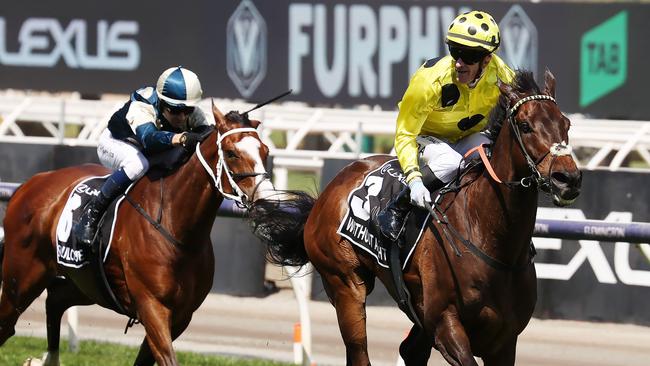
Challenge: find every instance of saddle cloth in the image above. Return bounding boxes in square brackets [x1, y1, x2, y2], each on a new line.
[55, 176, 128, 268]
[337, 159, 430, 269]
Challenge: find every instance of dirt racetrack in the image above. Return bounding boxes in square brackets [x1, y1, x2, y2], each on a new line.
[14, 288, 650, 366]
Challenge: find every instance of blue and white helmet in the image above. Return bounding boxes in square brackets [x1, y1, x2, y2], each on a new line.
[155, 66, 203, 107]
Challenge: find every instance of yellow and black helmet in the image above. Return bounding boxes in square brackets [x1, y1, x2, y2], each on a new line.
[446, 11, 500, 53]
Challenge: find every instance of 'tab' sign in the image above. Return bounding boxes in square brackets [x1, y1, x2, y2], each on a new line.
[580, 11, 628, 108]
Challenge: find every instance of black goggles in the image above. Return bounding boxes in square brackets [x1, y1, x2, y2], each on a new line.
[163, 103, 195, 115]
[448, 45, 488, 65]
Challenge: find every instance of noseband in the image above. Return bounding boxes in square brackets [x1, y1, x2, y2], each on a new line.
[506, 94, 572, 189]
[196, 127, 271, 205]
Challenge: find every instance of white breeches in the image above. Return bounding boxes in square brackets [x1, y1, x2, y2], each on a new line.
[416, 132, 491, 183]
[97, 129, 149, 180]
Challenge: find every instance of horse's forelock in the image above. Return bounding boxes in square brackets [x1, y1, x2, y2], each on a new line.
[485, 70, 541, 141]
[225, 110, 254, 128]
[512, 70, 542, 95]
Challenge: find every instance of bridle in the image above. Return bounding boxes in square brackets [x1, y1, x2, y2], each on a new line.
[504, 94, 572, 189]
[123, 127, 270, 249]
[196, 127, 271, 206]
[428, 93, 575, 272]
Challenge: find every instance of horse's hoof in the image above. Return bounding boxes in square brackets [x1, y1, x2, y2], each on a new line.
[23, 357, 43, 366]
[22, 356, 46, 366]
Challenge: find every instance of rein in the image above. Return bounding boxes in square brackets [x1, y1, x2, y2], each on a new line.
[464, 94, 572, 189]
[426, 202, 535, 272]
[124, 128, 271, 247]
[124, 187, 184, 247]
[428, 94, 569, 272]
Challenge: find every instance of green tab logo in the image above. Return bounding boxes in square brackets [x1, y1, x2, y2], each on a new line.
[580, 11, 628, 108]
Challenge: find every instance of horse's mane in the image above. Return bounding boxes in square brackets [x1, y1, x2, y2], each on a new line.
[485, 70, 541, 141]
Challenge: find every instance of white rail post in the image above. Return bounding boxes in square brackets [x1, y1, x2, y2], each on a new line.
[67, 306, 79, 352]
[288, 265, 313, 366]
[58, 99, 66, 144]
[293, 322, 302, 364]
[355, 121, 362, 158]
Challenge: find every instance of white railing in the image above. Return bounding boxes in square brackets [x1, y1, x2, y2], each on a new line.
[0, 92, 649, 172]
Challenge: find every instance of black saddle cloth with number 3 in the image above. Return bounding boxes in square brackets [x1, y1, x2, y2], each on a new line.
[336, 159, 429, 269]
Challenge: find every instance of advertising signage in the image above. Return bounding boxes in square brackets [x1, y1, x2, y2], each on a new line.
[0, 1, 647, 119]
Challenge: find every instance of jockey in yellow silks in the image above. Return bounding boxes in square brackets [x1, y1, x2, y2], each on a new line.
[378, 10, 515, 242]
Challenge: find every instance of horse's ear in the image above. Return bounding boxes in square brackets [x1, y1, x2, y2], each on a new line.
[212, 98, 227, 130]
[497, 78, 519, 103]
[544, 68, 556, 98]
[248, 119, 261, 129]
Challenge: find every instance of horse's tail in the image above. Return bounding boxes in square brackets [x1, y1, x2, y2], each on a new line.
[248, 190, 315, 267]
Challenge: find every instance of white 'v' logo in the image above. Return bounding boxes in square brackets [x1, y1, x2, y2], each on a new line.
[226, 0, 267, 98]
[234, 19, 259, 77]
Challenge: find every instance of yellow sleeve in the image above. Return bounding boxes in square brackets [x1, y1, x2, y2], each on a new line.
[394, 74, 438, 183]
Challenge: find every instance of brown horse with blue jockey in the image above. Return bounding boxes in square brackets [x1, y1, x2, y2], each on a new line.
[0, 102, 277, 366]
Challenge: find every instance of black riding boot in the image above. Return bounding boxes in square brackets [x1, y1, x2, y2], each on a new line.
[377, 167, 446, 242]
[75, 169, 132, 247]
[75, 192, 111, 247]
[377, 187, 411, 242]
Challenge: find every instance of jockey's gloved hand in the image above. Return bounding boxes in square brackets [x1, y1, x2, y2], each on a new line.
[180, 132, 201, 151]
[408, 177, 432, 208]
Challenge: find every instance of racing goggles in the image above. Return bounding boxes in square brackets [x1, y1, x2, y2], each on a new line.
[448, 45, 489, 65]
[163, 102, 195, 115]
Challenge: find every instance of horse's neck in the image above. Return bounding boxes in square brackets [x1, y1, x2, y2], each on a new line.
[142, 146, 221, 243]
[470, 125, 538, 261]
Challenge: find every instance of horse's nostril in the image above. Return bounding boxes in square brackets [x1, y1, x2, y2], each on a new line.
[564, 189, 580, 201]
[551, 172, 569, 185]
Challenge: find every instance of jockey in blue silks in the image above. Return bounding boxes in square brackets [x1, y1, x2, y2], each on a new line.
[75, 66, 210, 247]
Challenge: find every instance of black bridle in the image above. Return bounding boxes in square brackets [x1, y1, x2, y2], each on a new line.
[427, 93, 573, 272]
[503, 94, 567, 190]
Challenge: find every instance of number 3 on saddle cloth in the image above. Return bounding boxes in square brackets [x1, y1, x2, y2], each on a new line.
[55, 175, 125, 269]
[337, 159, 430, 270]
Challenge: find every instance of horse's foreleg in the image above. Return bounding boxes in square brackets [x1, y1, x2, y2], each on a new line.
[481, 337, 516, 366]
[41, 277, 93, 366]
[132, 314, 193, 366]
[136, 298, 176, 366]
[133, 339, 155, 366]
[433, 311, 478, 366]
[399, 325, 433, 366]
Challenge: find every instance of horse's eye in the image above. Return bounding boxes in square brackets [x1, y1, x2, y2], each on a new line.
[520, 122, 533, 133]
[225, 150, 239, 159]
